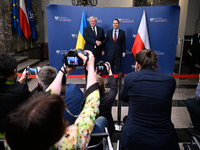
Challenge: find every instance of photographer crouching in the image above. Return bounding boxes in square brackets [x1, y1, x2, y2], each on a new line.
[96, 61, 118, 137]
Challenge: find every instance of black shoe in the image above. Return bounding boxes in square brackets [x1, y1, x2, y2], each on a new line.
[187, 128, 200, 138]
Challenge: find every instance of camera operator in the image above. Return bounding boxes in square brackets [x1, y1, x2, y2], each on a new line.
[96, 62, 118, 137]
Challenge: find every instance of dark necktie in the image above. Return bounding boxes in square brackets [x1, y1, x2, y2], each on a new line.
[114, 30, 117, 43]
[93, 27, 96, 37]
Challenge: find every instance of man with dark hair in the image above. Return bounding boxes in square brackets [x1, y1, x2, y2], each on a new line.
[0, 54, 31, 134]
[187, 27, 200, 73]
[101, 19, 126, 74]
[84, 16, 105, 66]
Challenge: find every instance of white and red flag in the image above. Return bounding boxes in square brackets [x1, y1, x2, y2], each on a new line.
[132, 10, 150, 57]
[19, 0, 31, 39]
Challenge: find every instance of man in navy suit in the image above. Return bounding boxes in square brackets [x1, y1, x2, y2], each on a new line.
[101, 19, 126, 74]
[83, 16, 105, 66]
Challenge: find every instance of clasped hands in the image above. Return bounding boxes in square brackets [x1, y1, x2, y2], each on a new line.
[96, 40, 102, 46]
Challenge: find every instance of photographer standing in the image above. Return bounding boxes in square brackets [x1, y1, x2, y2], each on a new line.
[96, 62, 118, 137]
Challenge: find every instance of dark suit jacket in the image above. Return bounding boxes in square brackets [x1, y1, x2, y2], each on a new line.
[189, 33, 200, 65]
[0, 81, 31, 133]
[119, 69, 179, 150]
[83, 26, 105, 55]
[191, 33, 200, 54]
[102, 29, 126, 57]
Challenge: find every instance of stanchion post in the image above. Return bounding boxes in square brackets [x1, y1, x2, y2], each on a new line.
[117, 72, 124, 127]
[178, 38, 185, 75]
[175, 38, 184, 107]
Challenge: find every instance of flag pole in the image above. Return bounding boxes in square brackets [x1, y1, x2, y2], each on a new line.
[17, 36, 20, 51]
[25, 38, 27, 49]
[30, 37, 33, 48]
[15, 33, 20, 51]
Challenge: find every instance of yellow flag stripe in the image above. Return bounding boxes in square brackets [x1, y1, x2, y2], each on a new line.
[75, 31, 86, 50]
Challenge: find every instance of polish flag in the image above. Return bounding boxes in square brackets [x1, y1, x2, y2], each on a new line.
[19, 0, 31, 39]
[132, 10, 150, 57]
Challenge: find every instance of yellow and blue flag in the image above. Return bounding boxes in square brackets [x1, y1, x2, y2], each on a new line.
[12, 0, 22, 38]
[75, 11, 87, 50]
[27, 0, 36, 39]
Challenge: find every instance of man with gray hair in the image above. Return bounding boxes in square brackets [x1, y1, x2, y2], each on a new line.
[37, 66, 83, 125]
[84, 16, 105, 67]
[37, 66, 57, 90]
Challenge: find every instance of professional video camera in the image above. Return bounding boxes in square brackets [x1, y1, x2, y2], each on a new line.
[63, 49, 88, 66]
[96, 60, 108, 73]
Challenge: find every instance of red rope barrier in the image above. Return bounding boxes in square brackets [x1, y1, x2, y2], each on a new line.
[17, 72, 37, 79]
[170, 74, 199, 78]
[17, 72, 199, 79]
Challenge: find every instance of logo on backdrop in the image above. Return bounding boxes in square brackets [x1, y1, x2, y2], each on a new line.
[55, 49, 70, 55]
[118, 18, 134, 23]
[150, 18, 167, 22]
[155, 51, 164, 55]
[54, 16, 71, 22]
[71, 34, 78, 38]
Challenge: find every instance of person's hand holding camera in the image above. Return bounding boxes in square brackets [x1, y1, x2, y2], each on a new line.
[64, 65, 76, 75]
[18, 68, 29, 83]
[78, 50, 94, 71]
[78, 50, 96, 89]
[105, 62, 112, 76]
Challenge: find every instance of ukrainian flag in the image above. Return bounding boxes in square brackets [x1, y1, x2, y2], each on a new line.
[75, 11, 87, 50]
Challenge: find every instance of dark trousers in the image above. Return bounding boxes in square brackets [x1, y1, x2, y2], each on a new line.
[186, 98, 200, 130]
[93, 48, 101, 68]
[108, 55, 122, 74]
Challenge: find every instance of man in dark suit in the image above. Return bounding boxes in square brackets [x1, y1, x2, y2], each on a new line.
[83, 16, 105, 66]
[101, 19, 126, 74]
[187, 27, 200, 73]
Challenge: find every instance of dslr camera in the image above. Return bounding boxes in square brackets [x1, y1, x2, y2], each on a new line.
[96, 60, 108, 73]
[64, 49, 88, 66]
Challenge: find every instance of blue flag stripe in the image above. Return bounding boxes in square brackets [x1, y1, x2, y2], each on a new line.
[27, 0, 36, 39]
[12, 0, 22, 38]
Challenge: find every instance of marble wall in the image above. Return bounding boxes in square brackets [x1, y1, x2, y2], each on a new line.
[0, 0, 44, 55]
[135, 0, 147, 6]
[153, 0, 179, 5]
[135, 0, 179, 6]
[0, 0, 13, 54]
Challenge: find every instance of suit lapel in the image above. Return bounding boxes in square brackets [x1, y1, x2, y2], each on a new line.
[117, 29, 121, 41]
[111, 29, 115, 42]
